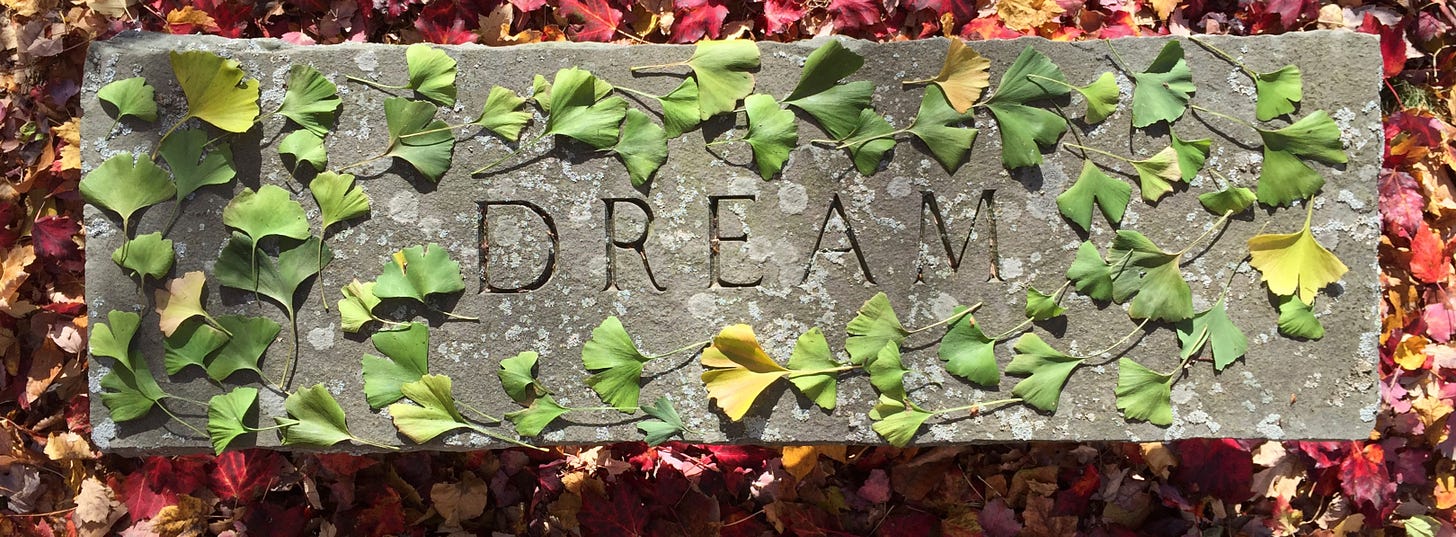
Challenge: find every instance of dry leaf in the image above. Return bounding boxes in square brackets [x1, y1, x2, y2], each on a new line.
[430, 471, 488, 532]
[997, 0, 1065, 32]
[150, 494, 208, 537]
[76, 477, 127, 537]
[0, 244, 36, 317]
[1140, 442, 1176, 478]
[53, 118, 80, 170]
[44, 431, 97, 461]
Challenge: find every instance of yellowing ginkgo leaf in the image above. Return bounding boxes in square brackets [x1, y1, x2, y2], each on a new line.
[155, 271, 227, 337]
[905, 38, 991, 113]
[700, 324, 788, 421]
[169, 50, 260, 133]
[1248, 203, 1348, 304]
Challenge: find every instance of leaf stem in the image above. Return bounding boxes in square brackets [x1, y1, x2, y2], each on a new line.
[1104, 40, 1134, 73]
[465, 423, 547, 451]
[244, 424, 287, 432]
[152, 116, 189, 160]
[397, 122, 477, 140]
[785, 365, 859, 379]
[429, 305, 479, 322]
[705, 139, 740, 148]
[566, 406, 636, 413]
[105, 117, 120, 138]
[1190, 104, 1257, 131]
[630, 61, 689, 72]
[906, 302, 984, 335]
[836, 128, 910, 149]
[280, 309, 299, 391]
[336, 153, 388, 173]
[614, 85, 661, 100]
[646, 339, 711, 360]
[1074, 318, 1151, 359]
[1188, 37, 1258, 80]
[458, 401, 501, 423]
[931, 398, 1023, 415]
[471, 131, 549, 175]
[161, 395, 209, 407]
[991, 318, 1035, 341]
[901, 77, 936, 86]
[1175, 211, 1233, 256]
[1025, 74, 1081, 93]
[1063, 143, 1133, 165]
[349, 435, 400, 450]
[156, 401, 207, 437]
[345, 75, 408, 91]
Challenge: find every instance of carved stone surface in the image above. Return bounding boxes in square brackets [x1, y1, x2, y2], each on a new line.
[84, 31, 1383, 454]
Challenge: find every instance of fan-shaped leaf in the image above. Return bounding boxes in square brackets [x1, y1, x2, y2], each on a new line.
[113, 232, 174, 280]
[742, 94, 797, 180]
[1114, 358, 1173, 425]
[1006, 333, 1083, 412]
[207, 387, 258, 454]
[500, 351, 549, 406]
[700, 324, 788, 421]
[983, 46, 1070, 169]
[1176, 298, 1247, 370]
[310, 171, 370, 231]
[389, 374, 472, 443]
[279, 130, 327, 173]
[80, 153, 175, 232]
[1276, 295, 1324, 340]
[582, 317, 650, 411]
[382, 97, 455, 182]
[505, 395, 570, 437]
[278, 64, 340, 135]
[637, 396, 689, 446]
[908, 84, 978, 173]
[372, 243, 466, 304]
[361, 322, 429, 409]
[1247, 205, 1348, 304]
[1128, 41, 1194, 128]
[612, 109, 668, 186]
[845, 292, 909, 365]
[1067, 240, 1116, 302]
[910, 38, 990, 113]
[169, 50, 260, 133]
[159, 128, 235, 198]
[685, 39, 759, 120]
[473, 86, 531, 142]
[785, 327, 840, 410]
[97, 77, 157, 123]
[939, 308, 998, 385]
[1057, 161, 1130, 232]
[405, 44, 457, 106]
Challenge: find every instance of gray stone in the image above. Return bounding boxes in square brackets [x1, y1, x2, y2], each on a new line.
[84, 31, 1383, 454]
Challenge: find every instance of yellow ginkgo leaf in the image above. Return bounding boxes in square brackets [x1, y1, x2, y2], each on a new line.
[169, 51, 260, 133]
[904, 38, 990, 113]
[700, 324, 788, 421]
[155, 271, 228, 338]
[1247, 204, 1349, 304]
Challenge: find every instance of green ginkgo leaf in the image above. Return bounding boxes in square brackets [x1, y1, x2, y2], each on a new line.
[361, 322, 429, 409]
[1109, 230, 1194, 322]
[984, 46, 1069, 169]
[1129, 146, 1183, 202]
[1076, 73, 1119, 124]
[839, 109, 898, 176]
[95, 311, 166, 422]
[870, 395, 934, 447]
[405, 44, 457, 106]
[1114, 358, 1173, 426]
[277, 64, 341, 135]
[1176, 298, 1247, 370]
[683, 39, 758, 120]
[866, 342, 909, 403]
[1057, 161, 1130, 232]
[742, 93, 797, 180]
[1128, 40, 1194, 128]
[162, 318, 227, 376]
[530, 71, 613, 115]
[159, 128, 235, 199]
[310, 171, 370, 232]
[169, 50, 260, 133]
[1169, 131, 1209, 182]
[382, 97, 455, 182]
[373, 243, 467, 304]
[505, 394, 570, 437]
[1248, 204, 1348, 305]
[473, 86, 531, 142]
[276, 384, 379, 448]
[388, 374, 472, 443]
[657, 78, 701, 138]
[637, 396, 690, 446]
[215, 232, 331, 318]
[338, 280, 383, 333]
[612, 109, 668, 186]
[279, 130, 327, 173]
[907, 84, 978, 173]
[938, 307, 998, 386]
[786, 39, 865, 102]
[207, 386, 258, 454]
[1255, 110, 1346, 206]
[92, 310, 143, 367]
[223, 185, 311, 248]
[113, 232, 174, 280]
[97, 77, 157, 124]
[81, 153, 176, 233]
[1066, 241, 1116, 302]
[845, 292, 908, 365]
[543, 68, 628, 149]
[783, 40, 871, 140]
[1254, 65, 1302, 121]
[785, 327, 840, 411]
[1006, 333, 1083, 412]
[1277, 295, 1324, 340]
[207, 315, 280, 382]
[500, 351, 549, 406]
[1025, 286, 1066, 321]
[582, 317, 651, 412]
[1199, 186, 1256, 215]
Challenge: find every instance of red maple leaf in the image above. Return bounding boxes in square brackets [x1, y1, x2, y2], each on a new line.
[581, 486, 650, 537]
[671, 0, 728, 43]
[31, 215, 78, 261]
[211, 450, 286, 502]
[510, 0, 547, 11]
[1379, 170, 1425, 238]
[314, 453, 379, 477]
[1170, 439, 1253, 504]
[1410, 222, 1449, 284]
[828, 0, 884, 31]
[1339, 442, 1393, 510]
[762, 0, 805, 35]
[557, 0, 623, 42]
[353, 487, 407, 537]
[114, 456, 210, 520]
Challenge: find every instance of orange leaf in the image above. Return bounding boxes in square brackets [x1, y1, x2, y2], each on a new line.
[1394, 334, 1429, 371]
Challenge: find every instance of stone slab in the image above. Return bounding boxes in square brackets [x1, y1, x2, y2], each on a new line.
[84, 31, 1383, 454]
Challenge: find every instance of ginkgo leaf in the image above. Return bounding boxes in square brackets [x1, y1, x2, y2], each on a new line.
[1199, 186, 1256, 215]
[505, 395, 570, 437]
[1169, 131, 1209, 181]
[373, 243, 466, 304]
[865, 342, 909, 402]
[1176, 298, 1247, 370]
[1255, 110, 1345, 206]
[277, 64, 340, 135]
[362, 322, 429, 408]
[657, 78, 701, 138]
[637, 396, 689, 446]
[1025, 286, 1066, 321]
[222, 185, 311, 248]
[1128, 40, 1194, 128]
[1277, 295, 1324, 340]
[97, 77, 157, 123]
[582, 317, 650, 412]
[788, 81, 875, 142]
[1114, 358, 1173, 426]
[530, 71, 613, 115]
[870, 395, 934, 447]
[1057, 161, 1130, 232]
[839, 109, 897, 176]
[80, 153, 176, 233]
[473, 86, 531, 142]
[1130, 146, 1183, 202]
[684, 39, 759, 120]
[700, 324, 788, 421]
[338, 280, 382, 333]
[207, 386, 258, 454]
[1254, 65, 1302, 121]
[95, 311, 166, 422]
[215, 232, 331, 318]
[939, 308, 998, 386]
[984, 46, 1069, 169]
[163, 319, 228, 376]
[500, 351, 549, 406]
[1006, 333, 1083, 412]
[785, 327, 841, 410]
[92, 310, 144, 368]
[786, 39, 864, 102]
[742, 93, 797, 180]
[278, 130, 327, 173]
[113, 232, 174, 280]
[206, 316, 279, 382]
[1066, 241, 1115, 302]
[612, 109, 668, 186]
[845, 292, 908, 365]
[1075, 73, 1119, 124]
[389, 374, 472, 443]
[1109, 230, 1194, 321]
[543, 68, 628, 149]
[406, 44, 457, 106]
[169, 50, 260, 133]
[906, 38, 990, 113]
[159, 128, 235, 198]
[1247, 204, 1349, 304]
[907, 84, 978, 173]
[382, 97, 455, 182]
[276, 384, 374, 448]
[155, 271, 222, 337]
[310, 171, 370, 232]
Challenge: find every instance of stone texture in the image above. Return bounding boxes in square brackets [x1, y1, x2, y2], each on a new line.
[84, 31, 1383, 454]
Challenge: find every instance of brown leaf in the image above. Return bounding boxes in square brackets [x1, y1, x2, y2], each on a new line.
[54, 118, 80, 171]
[430, 471, 488, 532]
[76, 477, 127, 537]
[150, 495, 208, 537]
[1140, 442, 1176, 478]
[0, 244, 36, 316]
[43, 431, 96, 461]
[997, 0, 1064, 32]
